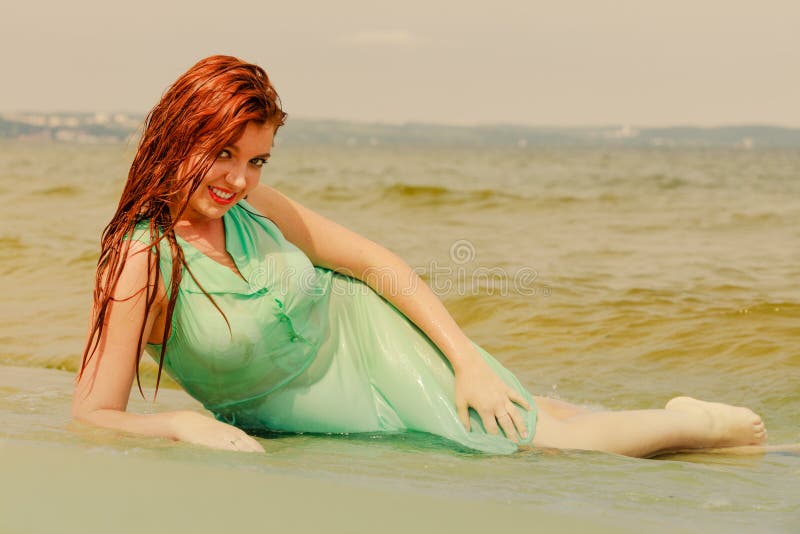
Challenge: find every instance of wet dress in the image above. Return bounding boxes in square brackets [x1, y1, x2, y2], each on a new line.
[135, 200, 537, 454]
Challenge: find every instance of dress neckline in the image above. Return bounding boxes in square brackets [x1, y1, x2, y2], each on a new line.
[172, 205, 250, 286]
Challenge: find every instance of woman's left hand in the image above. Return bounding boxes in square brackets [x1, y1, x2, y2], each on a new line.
[454, 357, 531, 443]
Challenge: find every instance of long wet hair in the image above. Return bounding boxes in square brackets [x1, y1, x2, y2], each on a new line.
[78, 55, 287, 397]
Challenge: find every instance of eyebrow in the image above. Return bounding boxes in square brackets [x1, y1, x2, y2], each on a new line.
[224, 144, 271, 159]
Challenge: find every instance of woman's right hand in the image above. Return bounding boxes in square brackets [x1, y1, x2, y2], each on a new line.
[170, 411, 265, 452]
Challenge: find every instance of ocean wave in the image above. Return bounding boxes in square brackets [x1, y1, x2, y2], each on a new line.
[34, 185, 83, 197]
[66, 249, 99, 267]
[299, 181, 632, 209]
[694, 210, 792, 230]
[380, 183, 523, 205]
[727, 301, 800, 317]
[647, 173, 690, 190]
[0, 236, 25, 251]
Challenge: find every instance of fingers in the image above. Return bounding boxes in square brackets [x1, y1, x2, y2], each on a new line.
[495, 410, 518, 443]
[457, 401, 471, 432]
[507, 389, 531, 411]
[479, 410, 500, 436]
[475, 395, 530, 443]
[506, 402, 528, 440]
[225, 432, 265, 453]
[454, 373, 531, 442]
[238, 436, 265, 453]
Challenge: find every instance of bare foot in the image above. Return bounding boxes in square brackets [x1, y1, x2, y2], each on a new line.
[665, 396, 767, 448]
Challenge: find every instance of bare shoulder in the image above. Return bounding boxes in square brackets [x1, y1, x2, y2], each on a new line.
[245, 184, 384, 275]
[245, 183, 312, 228]
[245, 184, 329, 260]
[116, 239, 167, 303]
[108, 238, 168, 339]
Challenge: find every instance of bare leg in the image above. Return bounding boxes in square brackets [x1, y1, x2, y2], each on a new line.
[526, 396, 767, 458]
[533, 396, 593, 420]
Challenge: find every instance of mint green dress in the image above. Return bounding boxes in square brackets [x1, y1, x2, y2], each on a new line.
[137, 201, 536, 454]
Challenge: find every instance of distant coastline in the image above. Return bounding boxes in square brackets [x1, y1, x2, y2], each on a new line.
[2, 112, 800, 148]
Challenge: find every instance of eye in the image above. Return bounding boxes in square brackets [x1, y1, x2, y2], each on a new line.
[250, 157, 269, 168]
[217, 149, 232, 159]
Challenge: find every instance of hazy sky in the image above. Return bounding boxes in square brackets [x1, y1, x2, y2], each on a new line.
[3, 0, 798, 126]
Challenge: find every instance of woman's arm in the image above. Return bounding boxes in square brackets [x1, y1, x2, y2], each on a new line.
[72, 240, 263, 452]
[247, 185, 531, 442]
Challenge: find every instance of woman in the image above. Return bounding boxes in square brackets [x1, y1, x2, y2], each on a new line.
[72, 55, 768, 457]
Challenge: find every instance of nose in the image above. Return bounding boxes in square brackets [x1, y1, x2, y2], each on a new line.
[224, 164, 247, 189]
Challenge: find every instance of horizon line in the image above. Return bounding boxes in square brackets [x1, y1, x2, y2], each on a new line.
[2, 110, 800, 131]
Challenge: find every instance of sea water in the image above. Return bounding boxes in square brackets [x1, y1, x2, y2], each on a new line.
[1, 142, 798, 532]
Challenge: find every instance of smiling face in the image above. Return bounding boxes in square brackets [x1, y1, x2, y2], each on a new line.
[179, 121, 275, 223]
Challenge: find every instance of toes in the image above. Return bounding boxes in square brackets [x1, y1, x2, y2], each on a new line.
[752, 425, 768, 444]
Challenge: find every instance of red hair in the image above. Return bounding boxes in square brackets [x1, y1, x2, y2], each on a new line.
[79, 55, 286, 396]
